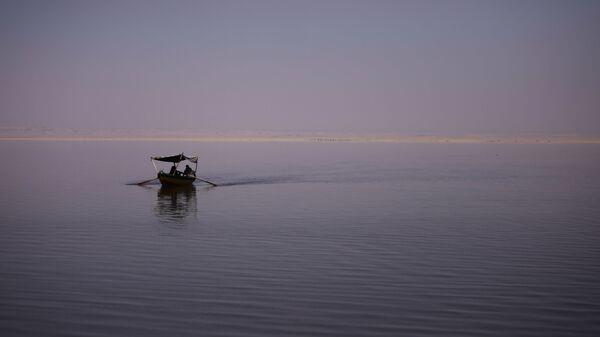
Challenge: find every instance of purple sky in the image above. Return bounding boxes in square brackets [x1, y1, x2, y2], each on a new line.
[1, 0, 599, 134]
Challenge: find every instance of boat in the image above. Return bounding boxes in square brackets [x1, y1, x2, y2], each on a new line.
[151, 153, 199, 186]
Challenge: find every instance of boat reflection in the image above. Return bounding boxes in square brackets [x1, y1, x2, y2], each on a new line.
[154, 185, 197, 223]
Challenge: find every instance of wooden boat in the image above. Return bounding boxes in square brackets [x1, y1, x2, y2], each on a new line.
[151, 153, 198, 187]
[157, 171, 196, 186]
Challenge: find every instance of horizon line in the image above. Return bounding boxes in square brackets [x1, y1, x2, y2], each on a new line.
[2, 135, 600, 144]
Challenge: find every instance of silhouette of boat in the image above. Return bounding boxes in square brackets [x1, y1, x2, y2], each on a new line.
[151, 153, 198, 186]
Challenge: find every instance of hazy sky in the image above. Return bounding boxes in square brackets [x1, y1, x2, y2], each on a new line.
[1, 0, 599, 134]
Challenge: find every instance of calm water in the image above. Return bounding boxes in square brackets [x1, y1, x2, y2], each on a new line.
[1, 141, 599, 337]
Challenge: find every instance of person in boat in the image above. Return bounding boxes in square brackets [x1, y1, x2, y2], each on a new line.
[184, 164, 195, 177]
[169, 164, 177, 175]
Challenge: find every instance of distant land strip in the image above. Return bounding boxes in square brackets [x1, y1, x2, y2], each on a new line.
[2, 135, 600, 144]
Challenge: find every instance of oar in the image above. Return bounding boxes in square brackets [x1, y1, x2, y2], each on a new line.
[195, 177, 218, 187]
[136, 177, 158, 185]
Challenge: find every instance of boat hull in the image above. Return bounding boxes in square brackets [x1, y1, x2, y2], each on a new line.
[157, 172, 196, 186]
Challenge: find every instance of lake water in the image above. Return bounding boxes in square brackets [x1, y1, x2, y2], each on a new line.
[1, 141, 599, 337]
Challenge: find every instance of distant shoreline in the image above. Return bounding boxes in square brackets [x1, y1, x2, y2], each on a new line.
[2, 136, 600, 144]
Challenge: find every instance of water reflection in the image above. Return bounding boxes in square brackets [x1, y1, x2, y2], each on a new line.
[154, 185, 197, 222]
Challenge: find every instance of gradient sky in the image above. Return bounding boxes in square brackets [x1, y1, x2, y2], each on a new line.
[1, 0, 599, 134]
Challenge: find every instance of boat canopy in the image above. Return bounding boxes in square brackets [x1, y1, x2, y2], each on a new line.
[152, 153, 198, 163]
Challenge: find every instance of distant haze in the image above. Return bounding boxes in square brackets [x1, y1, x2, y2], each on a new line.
[1, 0, 599, 134]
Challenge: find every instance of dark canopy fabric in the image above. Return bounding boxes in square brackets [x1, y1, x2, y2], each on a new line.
[152, 153, 197, 163]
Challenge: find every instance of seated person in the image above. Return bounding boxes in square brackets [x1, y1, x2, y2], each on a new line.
[184, 164, 195, 176]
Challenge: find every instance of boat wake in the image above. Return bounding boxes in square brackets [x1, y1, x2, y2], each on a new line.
[214, 176, 299, 187]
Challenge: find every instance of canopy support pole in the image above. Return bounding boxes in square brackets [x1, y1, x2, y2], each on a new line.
[151, 158, 158, 173]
